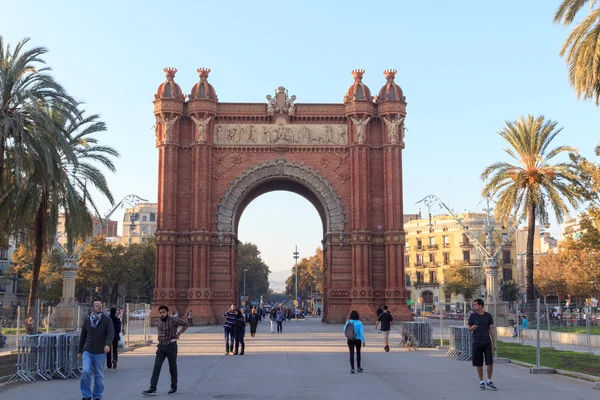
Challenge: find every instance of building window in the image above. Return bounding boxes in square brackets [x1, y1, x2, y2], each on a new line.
[416, 239, 422, 250]
[502, 250, 511, 264]
[429, 237, 435, 246]
[142, 216, 147, 222]
[503, 268, 513, 281]
[442, 227, 448, 232]
[405, 255, 410, 266]
[429, 271, 437, 283]
[128, 238, 132, 244]
[416, 271, 422, 283]
[405, 273, 411, 286]
[445, 292, 451, 301]
[429, 253, 435, 263]
[463, 250, 470, 262]
[150, 213, 156, 222]
[443, 235, 449, 247]
[0, 248, 7, 260]
[142, 227, 148, 236]
[443, 252, 450, 265]
[416, 254, 423, 266]
[462, 233, 469, 245]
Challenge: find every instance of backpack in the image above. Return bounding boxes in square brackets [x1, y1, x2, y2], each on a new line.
[345, 321, 356, 340]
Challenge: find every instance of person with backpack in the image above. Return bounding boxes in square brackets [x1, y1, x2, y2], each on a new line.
[344, 310, 365, 374]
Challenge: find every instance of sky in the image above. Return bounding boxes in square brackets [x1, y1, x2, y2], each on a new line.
[2, 1, 598, 291]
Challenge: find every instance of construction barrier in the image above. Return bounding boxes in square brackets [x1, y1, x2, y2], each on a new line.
[400, 322, 434, 348]
[8, 332, 81, 383]
[446, 326, 472, 361]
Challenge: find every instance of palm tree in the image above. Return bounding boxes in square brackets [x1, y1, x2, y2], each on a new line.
[1, 106, 118, 317]
[0, 36, 78, 194]
[481, 115, 583, 318]
[554, 1, 600, 104]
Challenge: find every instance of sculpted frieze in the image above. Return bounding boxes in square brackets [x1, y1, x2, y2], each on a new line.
[213, 123, 347, 145]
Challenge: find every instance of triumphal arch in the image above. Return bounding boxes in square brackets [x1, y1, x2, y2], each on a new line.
[152, 67, 411, 323]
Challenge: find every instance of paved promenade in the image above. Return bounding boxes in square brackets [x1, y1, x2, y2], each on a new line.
[0, 317, 597, 399]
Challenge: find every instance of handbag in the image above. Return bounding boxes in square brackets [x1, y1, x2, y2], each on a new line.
[118, 332, 125, 348]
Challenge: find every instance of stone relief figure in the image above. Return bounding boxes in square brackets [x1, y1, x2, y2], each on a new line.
[157, 113, 179, 143]
[248, 125, 257, 143]
[212, 123, 348, 145]
[215, 125, 223, 143]
[350, 116, 371, 143]
[190, 115, 211, 142]
[266, 94, 276, 115]
[323, 125, 333, 144]
[335, 125, 346, 144]
[382, 116, 405, 143]
[287, 95, 297, 116]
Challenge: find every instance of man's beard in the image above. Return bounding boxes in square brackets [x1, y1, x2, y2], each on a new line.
[161, 316, 168, 321]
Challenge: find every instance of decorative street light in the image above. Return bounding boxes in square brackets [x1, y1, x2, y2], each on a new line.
[293, 246, 299, 309]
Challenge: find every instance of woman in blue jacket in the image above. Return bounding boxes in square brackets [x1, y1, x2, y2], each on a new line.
[344, 310, 366, 373]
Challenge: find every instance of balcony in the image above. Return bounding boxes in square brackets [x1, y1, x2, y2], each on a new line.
[460, 241, 473, 248]
[427, 244, 438, 250]
[502, 240, 513, 247]
[425, 262, 439, 268]
[501, 258, 514, 265]
[443, 243, 451, 248]
[414, 262, 424, 268]
[415, 280, 440, 288]
[415, 245, 424, 252]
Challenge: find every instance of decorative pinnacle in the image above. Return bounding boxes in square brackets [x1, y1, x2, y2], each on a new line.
[197, 68, 211, 80]
[351, 69, 365, 81]
[164, 67, 178, 80]
[383, 69, 397, 80]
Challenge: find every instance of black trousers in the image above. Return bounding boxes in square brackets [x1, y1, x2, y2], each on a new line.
[250, 324, 257, 335]
[234, 331, 245, 353]
[347, 339, 362, 369]
[150, 342, 178, 389]
[277, 321, 283, 333]
[106, 338, 119, 367]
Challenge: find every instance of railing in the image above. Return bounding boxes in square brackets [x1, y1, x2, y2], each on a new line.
[459, 242, 473, 247]
[443, 243, 451, 248]
[427, 244, 438, 250]
[414, 262, 424, 268]
[425, 262, 439, 268]
[415, 280, 439, 288]
[416, 245, 424, 251]
[502, 258, 514, 265]
[502, 240, 513, 247]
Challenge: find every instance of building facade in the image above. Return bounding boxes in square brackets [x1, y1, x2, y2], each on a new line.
[122, 203, 158, 244]
[404, 213, 518, 312]
[153, 68, 411, 324]
[56, 213, 118, 246]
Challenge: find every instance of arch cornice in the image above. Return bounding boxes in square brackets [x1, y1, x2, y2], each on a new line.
[216, 158, 347, 236]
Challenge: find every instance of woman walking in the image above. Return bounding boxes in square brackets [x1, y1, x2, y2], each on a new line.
[233, 309, 246, 355]
[249, 308, 260, 337]
[269, 309, 276, 334]
[343, 310, 365, 374]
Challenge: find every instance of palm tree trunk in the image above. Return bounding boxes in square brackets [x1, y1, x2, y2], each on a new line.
[526, 203, 536, 321]
[0, 139, 5, 193]
[27, 191, 48, 319]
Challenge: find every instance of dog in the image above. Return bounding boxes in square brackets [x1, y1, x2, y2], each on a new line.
[400, 330, 418, 351]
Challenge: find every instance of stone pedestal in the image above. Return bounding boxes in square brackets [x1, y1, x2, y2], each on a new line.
[51, 270, 79, 330]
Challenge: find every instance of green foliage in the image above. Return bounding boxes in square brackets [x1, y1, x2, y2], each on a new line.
[236, 242, 270, 300]
[500, 280, 520, 302]
[8, 245, 63, 304]
[285, 248, 323, 301]
[442, 264, 481, 300]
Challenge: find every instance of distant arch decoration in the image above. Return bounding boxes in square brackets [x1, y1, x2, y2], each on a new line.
[215, 158, 346, 235]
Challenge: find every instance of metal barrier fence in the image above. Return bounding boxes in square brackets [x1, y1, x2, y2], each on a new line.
[124, 303, 152, 346]
[7, 332, 81, 383]
[446, 326, 472, 361]
[400, 322, 434, 348]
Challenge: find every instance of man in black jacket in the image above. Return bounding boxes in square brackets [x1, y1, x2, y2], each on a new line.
[78, 298, 114, 400]
[107, 308, 121, 369]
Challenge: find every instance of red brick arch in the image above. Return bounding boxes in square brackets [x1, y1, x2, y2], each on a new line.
[152, 69, 412, 323]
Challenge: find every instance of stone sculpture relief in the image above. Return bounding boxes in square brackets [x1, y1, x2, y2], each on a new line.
[156, 113, 179, 143]
[190, 115, 212, 142]
[382, 116, 405, 143]
[350, 116, 371, 143]
[213, 124, 347, 145]
[265, 86, 297, 116]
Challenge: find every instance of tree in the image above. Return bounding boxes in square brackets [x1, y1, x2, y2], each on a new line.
[124, 240, 156, 303]
[0, 36, 77, 195]
[554, 1, 600, 104]
[0, 107, 118, 317]
[236, 242, 270, 300]
[535, 253, 568, 300]
[482, 115, 583, 319]
[442, 264, 481, 301]
[500, 280, 520, 303]
[8, 244, 63, 304]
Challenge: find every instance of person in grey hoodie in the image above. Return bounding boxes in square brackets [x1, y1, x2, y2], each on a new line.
[78, 298, 114, 400]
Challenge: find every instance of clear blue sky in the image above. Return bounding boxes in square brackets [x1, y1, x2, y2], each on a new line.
[2, 1, 598, 289]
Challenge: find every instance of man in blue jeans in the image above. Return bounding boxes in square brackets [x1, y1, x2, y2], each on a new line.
[78, 298, 114, 400]
[223, 304, 236, 354]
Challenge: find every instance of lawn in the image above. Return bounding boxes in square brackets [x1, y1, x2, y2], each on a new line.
[497, 341, 600, 378]
[528, 326, 600, 335]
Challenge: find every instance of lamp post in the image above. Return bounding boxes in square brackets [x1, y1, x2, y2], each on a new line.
[243, 269, 248, 300]
[293, 246, 299, 309]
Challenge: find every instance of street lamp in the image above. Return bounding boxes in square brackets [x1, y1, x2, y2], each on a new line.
[293, 246, 299, 309]
[243, 269, 248, 300]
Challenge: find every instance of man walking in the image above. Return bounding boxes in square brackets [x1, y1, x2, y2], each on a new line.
[142, 305, 188, 396]
[376, 305, 393, 352]
[468, 299, 497, 391]
[107, 307, 121, 369]
[223, 304, 236, 354]
[276, 308, 285, 333]
[78, 298, 114, 400]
